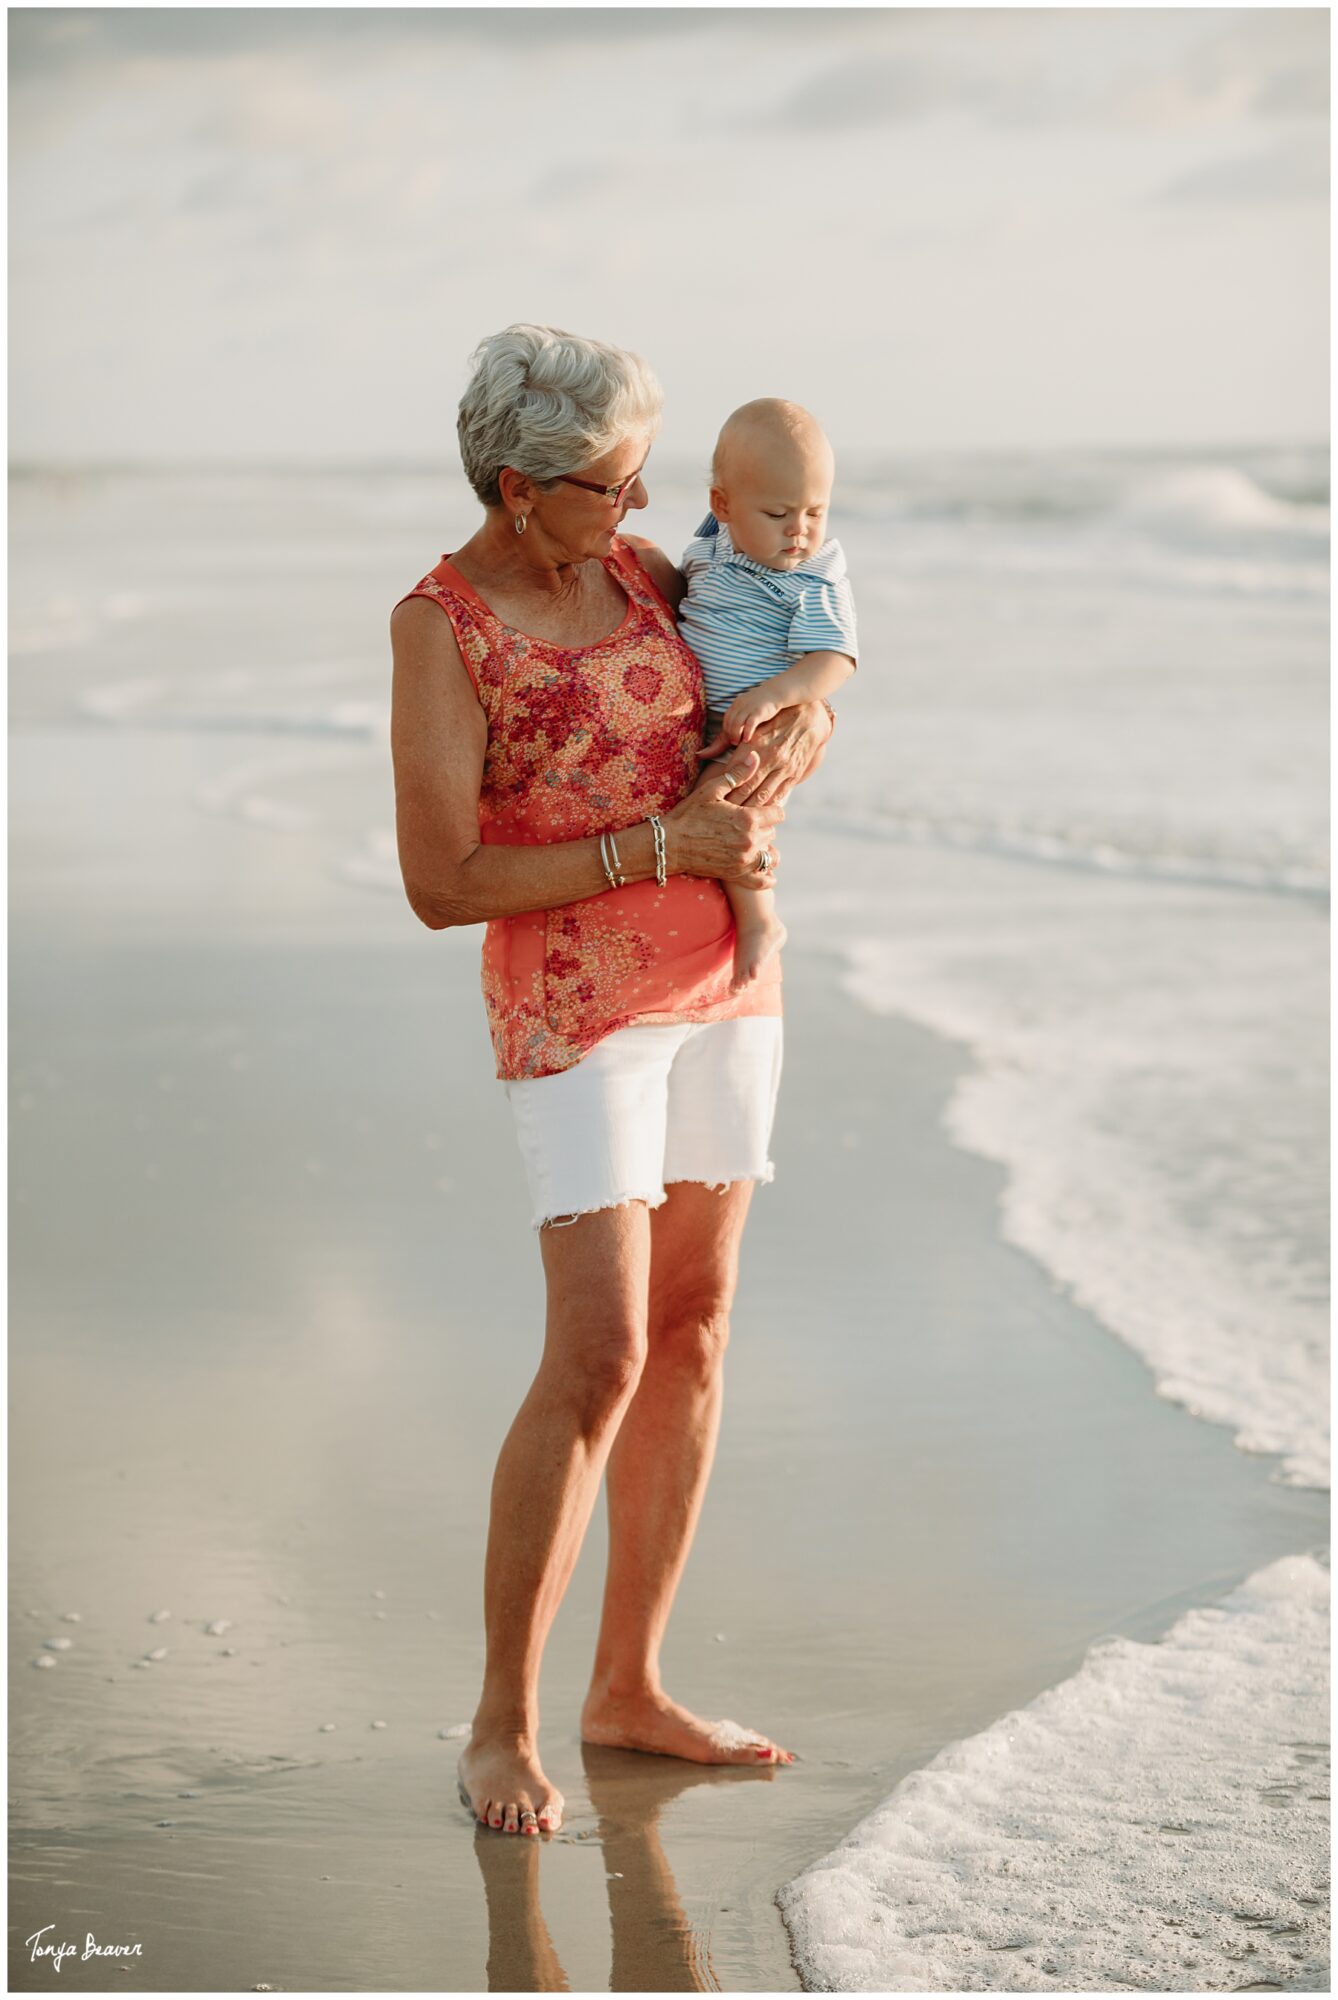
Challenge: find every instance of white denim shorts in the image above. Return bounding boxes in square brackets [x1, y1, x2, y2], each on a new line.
[504, 1016, 783, 1230]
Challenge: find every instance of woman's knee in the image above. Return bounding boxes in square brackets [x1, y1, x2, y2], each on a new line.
[652, 1295, 732, 1383]
[537, 1201, 651, 1425]
[543, 1318, 648, 1430]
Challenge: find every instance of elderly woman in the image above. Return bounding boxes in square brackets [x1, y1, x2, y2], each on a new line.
[390, 324, 833, 1839]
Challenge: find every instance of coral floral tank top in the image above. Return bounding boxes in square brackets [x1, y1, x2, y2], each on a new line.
[399, 536, 782, 1081]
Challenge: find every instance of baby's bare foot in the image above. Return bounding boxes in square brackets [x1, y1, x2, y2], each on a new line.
[731, 911, 787, 993]
[457, 1732, 564, 1836]
[580, 1685, 795, 1765]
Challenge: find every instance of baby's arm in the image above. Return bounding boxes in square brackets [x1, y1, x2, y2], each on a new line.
[721, 650, 855, 744]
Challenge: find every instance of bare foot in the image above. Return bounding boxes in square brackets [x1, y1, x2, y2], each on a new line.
[580, 1685, 795, 1765]
[730, 911, 787, 994]
[457, 1732, 565, 1836]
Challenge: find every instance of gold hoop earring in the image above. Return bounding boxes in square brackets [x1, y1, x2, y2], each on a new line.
[514, 514, 528, 536]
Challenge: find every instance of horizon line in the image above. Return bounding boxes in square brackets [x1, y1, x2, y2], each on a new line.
[7, 435, 1330, 477]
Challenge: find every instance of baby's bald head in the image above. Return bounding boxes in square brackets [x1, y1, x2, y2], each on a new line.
[712, 399, 834, 489]
[708, 399, 836, 572]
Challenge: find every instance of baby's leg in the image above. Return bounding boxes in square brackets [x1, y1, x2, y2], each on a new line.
[696, 708, 786, 991]
[724, 878, 787, 994]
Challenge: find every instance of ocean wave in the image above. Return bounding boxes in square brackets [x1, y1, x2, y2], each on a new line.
[335, 826, 402, 891]
[831, 517, 1326, 600]
[77, 675, 388, 741]
[803, 807, 1329, 902]
[779, 1552, 1329, 1992]
[11, 588, 157, 657]
[11, 610, 98, 655]
[1116, 465, 1329, 542]
[822, 445, 1330, 537]
[79, 706, 385, 738]
[839, 908, 1329, 1494]
[950, 539, 1324, 599]
[80, 677, 172, 721]
[192, 752, 324, 833]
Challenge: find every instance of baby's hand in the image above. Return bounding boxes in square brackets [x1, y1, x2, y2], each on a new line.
[724, 687, 783, 743]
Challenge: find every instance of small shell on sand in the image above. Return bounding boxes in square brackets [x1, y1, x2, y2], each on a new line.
[61, 1612, 81, 1623]
[221, 1648, 238, 1657]
[205, 1620, 232, 1636]
[371, 1720, 387, 1730]
[371, 1590, 385, 1600]
[149, 1610, 172, 1624]
[714, 1633, 727, 1642]
[439, 1724, 470, 1739]
[33, 1655, 57, 1670]
[319, 1722, 336, 1733]
[145, 1648, 169, 1662]
[42, 1638, 73, 1651]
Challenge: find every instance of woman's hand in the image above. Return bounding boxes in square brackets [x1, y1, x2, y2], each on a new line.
[663, 748, 784, 890]
[701, 699, 833, 808]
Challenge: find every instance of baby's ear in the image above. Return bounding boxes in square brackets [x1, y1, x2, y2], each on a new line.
[708, 485, 730, 522]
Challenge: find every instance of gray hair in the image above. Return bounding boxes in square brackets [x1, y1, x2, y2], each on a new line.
[457, 323, 663, 508]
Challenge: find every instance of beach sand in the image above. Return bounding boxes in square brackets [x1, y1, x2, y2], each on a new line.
[9, 726, 1325, 1992]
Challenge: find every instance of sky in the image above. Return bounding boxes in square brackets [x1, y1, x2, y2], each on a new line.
[9, 5, 1330, 464]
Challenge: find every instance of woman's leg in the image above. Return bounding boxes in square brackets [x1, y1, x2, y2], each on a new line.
[458, 1200, 653, 1835]
[579, 1177, 794, 1765]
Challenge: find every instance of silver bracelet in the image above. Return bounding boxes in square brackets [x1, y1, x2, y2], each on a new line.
[599, 829, 624, 889]
[647, 813, 667, 888]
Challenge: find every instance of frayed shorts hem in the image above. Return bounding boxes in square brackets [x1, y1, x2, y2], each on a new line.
[534, 1160, 776, 1231]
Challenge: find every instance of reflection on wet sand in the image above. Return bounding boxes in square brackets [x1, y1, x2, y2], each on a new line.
[464, 1741, 786, 1992]
[473, 1830, 571, 1994]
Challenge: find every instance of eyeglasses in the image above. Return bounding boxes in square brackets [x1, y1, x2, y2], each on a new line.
[552, 459, 648, 506]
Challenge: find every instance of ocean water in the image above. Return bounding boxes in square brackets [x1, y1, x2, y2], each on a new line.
[10, 444, 1329, 1988]
[792, 447, 1329, 1497]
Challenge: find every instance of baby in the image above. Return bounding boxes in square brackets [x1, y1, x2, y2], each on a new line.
[679, 399, 858, 991]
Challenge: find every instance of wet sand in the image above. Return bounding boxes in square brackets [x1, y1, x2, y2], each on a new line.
[9, 729, 1325, 1993]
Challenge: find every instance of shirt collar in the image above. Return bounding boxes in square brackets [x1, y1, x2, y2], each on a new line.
[706, 514, 844, 584]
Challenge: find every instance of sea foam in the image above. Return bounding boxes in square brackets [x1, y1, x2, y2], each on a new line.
[840, 896, 1328, 1494]
[778, 1553, 1329, 1993]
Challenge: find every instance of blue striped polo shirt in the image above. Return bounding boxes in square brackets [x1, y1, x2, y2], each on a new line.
[678, 513, 858, 715]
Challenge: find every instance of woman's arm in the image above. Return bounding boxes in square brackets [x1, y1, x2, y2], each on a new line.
[389, 597, 784, 929]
